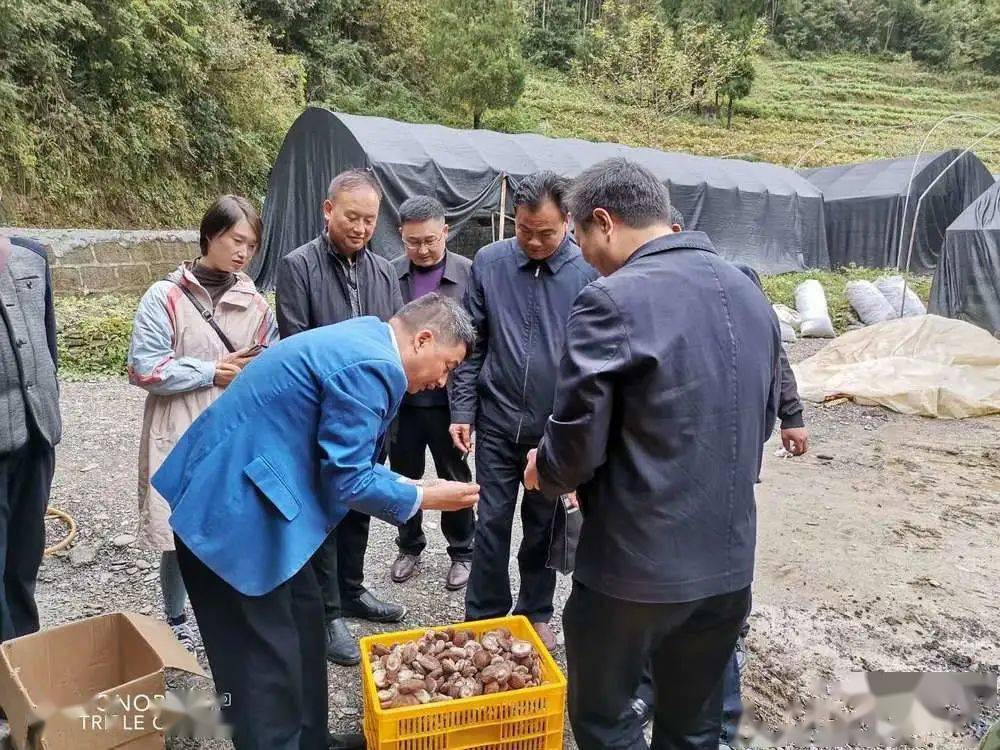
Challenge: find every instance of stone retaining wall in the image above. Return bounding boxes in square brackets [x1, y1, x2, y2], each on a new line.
[3, 228, 200, 294]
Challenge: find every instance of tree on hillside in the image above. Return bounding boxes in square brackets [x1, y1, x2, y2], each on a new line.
[719, 58, 754, 127]
[521, 0, 582, 70]
[427, 0, 526, 128]
[935, 0, 1000, 74]
[241, 0, 433, 111]
[0, 0, 302, 226]
[677, 22, 734, 115]
[716, 18, 766, 126]
[574, 0, 689, 112]
[575, 1, 765, 124]
[661, 0, 776, 35]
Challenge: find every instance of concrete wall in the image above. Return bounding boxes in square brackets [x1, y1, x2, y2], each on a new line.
[3, 228, 200, 295]
[4, 224, 506, 295]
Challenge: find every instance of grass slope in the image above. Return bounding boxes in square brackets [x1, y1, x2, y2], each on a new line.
[35, 52, 987, 375]
[504, 53, 1000, 170]
[7, 52, 999, 227]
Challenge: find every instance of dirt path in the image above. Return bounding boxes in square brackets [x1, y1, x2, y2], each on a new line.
[18, 339, 1000, 747]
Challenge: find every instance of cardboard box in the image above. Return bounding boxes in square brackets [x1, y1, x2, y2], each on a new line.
[0, 612, 205, 750]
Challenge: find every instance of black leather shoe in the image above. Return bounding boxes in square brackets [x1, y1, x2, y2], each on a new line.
[326, 618, 360, 666]
[328, 730, 366, 748]
[341, 590, 407, 623]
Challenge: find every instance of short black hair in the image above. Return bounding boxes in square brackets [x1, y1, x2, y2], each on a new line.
[394, 293, 475, 352]
[512, 171, 570, 216]
[399, 196, 446, 225]
[328, 169, 382, 202]
[199, 195, 262, 256]
[567, 158, 671, 230]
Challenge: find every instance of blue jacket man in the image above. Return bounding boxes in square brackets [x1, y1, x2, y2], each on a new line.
[155, 318, 416, 597]
[152, 300, 478, 750]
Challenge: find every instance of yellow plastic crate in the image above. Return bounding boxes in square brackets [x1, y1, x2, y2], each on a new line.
[359, 615, 567, 749]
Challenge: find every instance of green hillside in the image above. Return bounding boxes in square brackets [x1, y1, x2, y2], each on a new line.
[506, 53, 1000, 170]
[5, 50, 1000, 229]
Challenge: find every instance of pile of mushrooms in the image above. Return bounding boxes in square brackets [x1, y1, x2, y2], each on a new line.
[370, 627, 544, 709]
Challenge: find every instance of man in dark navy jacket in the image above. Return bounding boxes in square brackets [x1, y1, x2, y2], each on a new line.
[450, 171, 598, 649]
[525, 159, 781, 749]
[629, 209, 811, 746]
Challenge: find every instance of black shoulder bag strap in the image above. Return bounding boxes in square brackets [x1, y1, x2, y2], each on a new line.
[173, 281, 237, 353]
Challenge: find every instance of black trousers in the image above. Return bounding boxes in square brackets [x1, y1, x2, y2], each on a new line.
[635, 620, 751, 744]
[563, 581, 751, 750]
[0, 436, 54, 642]
[464, 428, 556, 622]
[176, 538, 328, 750]
[389, 404, 475, 561]
[310, 442, 388, 621]
[310, 511, 370, 621]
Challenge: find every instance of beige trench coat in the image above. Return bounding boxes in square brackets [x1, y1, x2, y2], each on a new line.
[127, 263, 278, 551]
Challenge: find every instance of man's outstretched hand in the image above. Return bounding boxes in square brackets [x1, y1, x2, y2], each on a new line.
[421, 480, 480, 511]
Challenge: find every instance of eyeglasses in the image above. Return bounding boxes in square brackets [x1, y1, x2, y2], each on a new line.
[402, 233, 445, 250]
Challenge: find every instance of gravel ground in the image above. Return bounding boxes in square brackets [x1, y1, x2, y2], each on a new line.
[4, 338, 998, 748]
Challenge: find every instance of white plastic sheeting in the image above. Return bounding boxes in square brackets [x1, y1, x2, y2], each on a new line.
[793, 315, 1000, 419]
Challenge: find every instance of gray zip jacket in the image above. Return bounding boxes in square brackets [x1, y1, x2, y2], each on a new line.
[0, 236, 61, 454]
[450, 234, 598, 444]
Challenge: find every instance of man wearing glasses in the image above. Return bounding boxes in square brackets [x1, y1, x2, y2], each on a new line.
[389, 196, 476, 591]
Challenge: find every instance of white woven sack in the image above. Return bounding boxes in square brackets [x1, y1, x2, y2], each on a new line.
[845, 280, 897, 325]
[780, 321, 797, 342]
[795, 279, 836, 338]
[773, 304, 802, 330]
[876, 275, 926, 318]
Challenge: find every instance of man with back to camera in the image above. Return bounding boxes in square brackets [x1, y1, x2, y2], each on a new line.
[450, 171, 598, 650]
[276, 168, 407, 668]
[628, 206, 810, 747]
[388, 196, 476, 590]
[524, 158, 781, 749]
[153, 294, 480, 750]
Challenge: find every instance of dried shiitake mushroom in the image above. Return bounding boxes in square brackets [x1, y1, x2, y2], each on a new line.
[510, 640, 532, 659]
[371, 626, 546, 707]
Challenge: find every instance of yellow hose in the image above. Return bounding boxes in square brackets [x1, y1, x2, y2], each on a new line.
[44, 507, 78, 555]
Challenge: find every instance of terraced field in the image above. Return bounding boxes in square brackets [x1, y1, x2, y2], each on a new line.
[512, 53, 1000, 170]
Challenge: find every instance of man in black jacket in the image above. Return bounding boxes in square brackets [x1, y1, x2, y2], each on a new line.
[525, 159, 781, 749]
[275, 169, 406, 669]
[450, 171, 597, 650]
[628, 209, 810, 747]
[388, 197, 476, 590]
